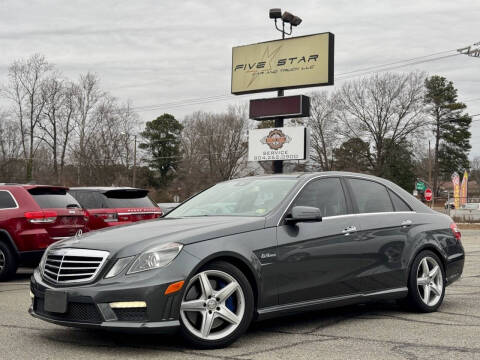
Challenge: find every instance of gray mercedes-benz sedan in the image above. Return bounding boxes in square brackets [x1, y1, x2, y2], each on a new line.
[29, 172, 465, 348]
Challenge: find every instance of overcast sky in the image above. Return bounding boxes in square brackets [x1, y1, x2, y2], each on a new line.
[0, 0, 479, 155]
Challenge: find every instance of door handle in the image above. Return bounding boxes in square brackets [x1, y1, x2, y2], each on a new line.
[401, 220, 412, 227]
[342, 225, 357, 235]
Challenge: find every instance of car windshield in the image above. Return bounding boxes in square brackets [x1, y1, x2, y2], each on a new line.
[167, 178, 298, 217]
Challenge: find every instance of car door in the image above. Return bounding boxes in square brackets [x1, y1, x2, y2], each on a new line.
[275, 177, 362, 304]
[344, 177, 412, 293]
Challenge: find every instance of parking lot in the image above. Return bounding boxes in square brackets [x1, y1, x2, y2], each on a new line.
[0, 230, 478, 360]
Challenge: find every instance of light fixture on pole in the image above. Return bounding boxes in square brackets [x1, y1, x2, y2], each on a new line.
[268, 8, 303, 174]
[269, 8, 302, 40]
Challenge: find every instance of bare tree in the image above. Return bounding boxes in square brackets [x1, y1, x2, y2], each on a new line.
[336, 71, 427, 176]
[3, 54, 52, 180]
[39, 75, 65, 183]
[308, 91, 341, 171]
[0, 111, 23, 181]
[72, 72, 103, 184]
[192, 106, 248, 182]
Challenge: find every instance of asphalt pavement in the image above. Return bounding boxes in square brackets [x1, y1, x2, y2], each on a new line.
[1, 230, 479, 359]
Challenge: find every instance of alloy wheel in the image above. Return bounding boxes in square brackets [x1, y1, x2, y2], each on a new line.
[180, 269, 245, 341]
[416, 256, 443, 307]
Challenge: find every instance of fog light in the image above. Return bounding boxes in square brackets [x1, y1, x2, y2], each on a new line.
[29, 291, 34, 300]
[109, 301, 147, 309]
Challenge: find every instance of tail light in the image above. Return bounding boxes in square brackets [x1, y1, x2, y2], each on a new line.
[25, 211, 57, 224]
[450, 222, 461, 241]
[96, 213, 118, 222]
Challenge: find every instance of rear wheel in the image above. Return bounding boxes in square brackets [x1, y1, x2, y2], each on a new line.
[405, 250, 445, 312]
[0, 242, 17, 282]
[179, 261, 254, 349]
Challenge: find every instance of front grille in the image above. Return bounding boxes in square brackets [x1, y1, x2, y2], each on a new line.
[34, 297, 103, 324]
[42, 248, 109, 284]
[113, 308, 147, 322]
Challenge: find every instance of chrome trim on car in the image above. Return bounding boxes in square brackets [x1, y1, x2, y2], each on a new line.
[277, 174, 417, 226]
[258, 287, 408, 315]
[41, 248, 109, 284]
[117, 211, 161, 216]
[51, 236, 72, 241]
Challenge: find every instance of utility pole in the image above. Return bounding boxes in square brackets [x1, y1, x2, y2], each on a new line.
[428, 140, 432, 186]
[457, 42, 480, 57]
[273, 26, 285, 174]
[132, 135, 137, 187]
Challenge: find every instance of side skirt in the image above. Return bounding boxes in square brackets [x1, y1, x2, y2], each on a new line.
[256, 287, 408, 321]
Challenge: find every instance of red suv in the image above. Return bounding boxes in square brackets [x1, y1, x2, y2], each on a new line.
[0, 184, 87, 281]
[68, 187, 162, 231]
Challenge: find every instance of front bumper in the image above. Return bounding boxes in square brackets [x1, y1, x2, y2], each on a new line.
[29, 250, 199, 333]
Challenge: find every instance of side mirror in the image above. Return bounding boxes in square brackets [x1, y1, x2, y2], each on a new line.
[285, 206, 322, 224]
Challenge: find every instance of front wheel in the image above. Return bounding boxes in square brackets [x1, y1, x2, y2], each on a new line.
[179, 261, 254, 349]
[0, 242, 17, 282]
[405, 250, 445, 312]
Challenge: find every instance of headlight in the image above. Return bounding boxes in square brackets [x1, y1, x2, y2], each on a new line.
[127, 243, 183, 274]
[105, 256, 135, 278]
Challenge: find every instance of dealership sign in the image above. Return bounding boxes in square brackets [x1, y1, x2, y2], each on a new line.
[248, 127, 309, 161]
[232, 32, 334, 95]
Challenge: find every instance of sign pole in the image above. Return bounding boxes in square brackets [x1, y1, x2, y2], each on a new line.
[273, 28, 286, 174]
[273, 89, 284, 173]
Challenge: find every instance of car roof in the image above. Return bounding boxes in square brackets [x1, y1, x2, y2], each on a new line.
[0, 184, 69, 191]
[69, 187, 147, 193]
[227, 171, 391, 182]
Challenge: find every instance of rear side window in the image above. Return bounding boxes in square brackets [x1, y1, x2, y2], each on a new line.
[293, 178, 347, 217]
[348, 179, 393, 213]
[70, 191, 107, 209]
[28, 188, 80, 209]
[0, 191, 17, 209]
[388, 190, 411, 212]
[104, 190, 157, 208]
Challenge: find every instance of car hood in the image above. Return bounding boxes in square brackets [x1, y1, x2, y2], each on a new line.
[51, 216, 265, 258]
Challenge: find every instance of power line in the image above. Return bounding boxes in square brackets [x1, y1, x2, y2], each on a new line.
[132, 49, 464, 113]
[334, 49, 457, 77]
[336, 53, 461, 80]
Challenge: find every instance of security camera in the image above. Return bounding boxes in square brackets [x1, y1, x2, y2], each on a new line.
[291, 16, 302, 26]
[269, 8, 282, 19]
[281, 11, 294, 23]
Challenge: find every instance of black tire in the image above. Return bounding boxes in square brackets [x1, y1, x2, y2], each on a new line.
[179, 261, 254, 349]
[405, 250, 445, 312]
[0, 242, 18, 282]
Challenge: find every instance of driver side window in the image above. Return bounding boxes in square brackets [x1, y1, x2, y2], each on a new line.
[293, 178, 347, 217]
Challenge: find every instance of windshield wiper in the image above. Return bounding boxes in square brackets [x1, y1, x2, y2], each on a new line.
[66, 204, 80, 208]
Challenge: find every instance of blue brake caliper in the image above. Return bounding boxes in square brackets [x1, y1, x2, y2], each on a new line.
[218, 280, 235, 312]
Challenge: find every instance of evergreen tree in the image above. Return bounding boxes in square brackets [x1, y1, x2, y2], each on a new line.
[381, 139, 416, 192]
[333, 138, 371, 173]
[139, 113, 183, 188]
[424, 76, 472, 194]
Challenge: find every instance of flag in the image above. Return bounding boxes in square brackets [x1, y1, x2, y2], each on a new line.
[460, 170, 468, 206]
[452, 172, 460, 209]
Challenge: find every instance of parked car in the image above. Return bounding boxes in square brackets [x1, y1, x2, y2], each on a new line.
[30, 172, 464, 348]
[462, 203, 480, 210]
[157, 202, 180, 215]
[0, 184, 87, 281]
[69, 187, 162, 231]
[444, 198, 455, 209]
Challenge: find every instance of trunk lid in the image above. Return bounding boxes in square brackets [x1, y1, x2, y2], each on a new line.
[27, 186, 87, 239]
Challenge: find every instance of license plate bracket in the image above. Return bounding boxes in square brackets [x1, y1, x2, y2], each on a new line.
[44, 290, 68, 313]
